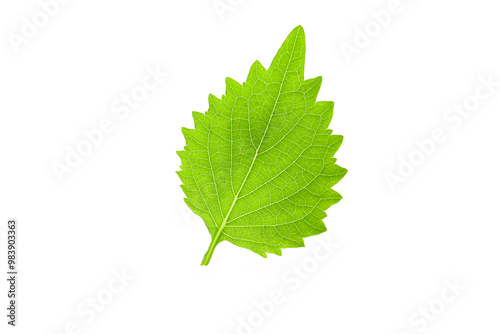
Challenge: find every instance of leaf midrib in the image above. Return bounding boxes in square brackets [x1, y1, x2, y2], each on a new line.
[210, 32, 300, 245]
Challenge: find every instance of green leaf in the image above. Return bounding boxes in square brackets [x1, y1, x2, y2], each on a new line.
[177, 26, 347, 265]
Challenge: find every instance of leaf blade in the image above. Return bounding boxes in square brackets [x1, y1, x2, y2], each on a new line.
[178, 26, 346, 265]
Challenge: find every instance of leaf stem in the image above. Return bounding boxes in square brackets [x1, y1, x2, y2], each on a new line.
[201, 235, 219, 266]
[200, 178, 243, 265]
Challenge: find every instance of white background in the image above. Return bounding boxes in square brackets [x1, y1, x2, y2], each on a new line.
[1, 0, 500, 333]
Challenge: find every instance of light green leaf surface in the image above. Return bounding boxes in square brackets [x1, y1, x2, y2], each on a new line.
[177, 26, 346, 265]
